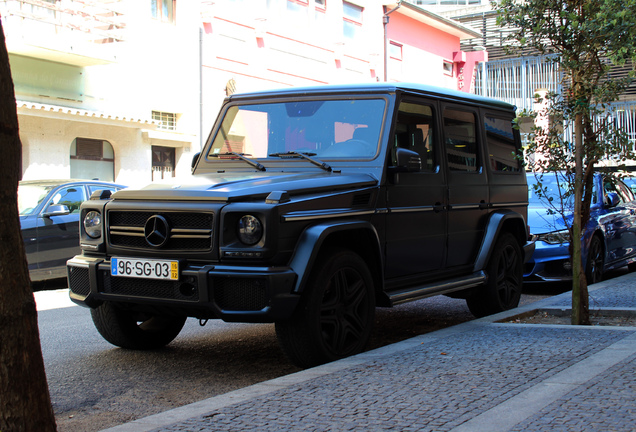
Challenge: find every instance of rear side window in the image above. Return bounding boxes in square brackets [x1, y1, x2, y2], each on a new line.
[485, 115, 520, 172]
[443, 108, 479, 172]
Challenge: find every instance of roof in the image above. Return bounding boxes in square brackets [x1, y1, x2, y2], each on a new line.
[385, 1, 482, 40]
[18, 179, 124, 187]
[228, 82, 515, 111]
[16, 101, 158, 127]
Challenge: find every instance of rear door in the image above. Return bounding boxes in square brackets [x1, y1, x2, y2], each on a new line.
[442, 104, 489, 268]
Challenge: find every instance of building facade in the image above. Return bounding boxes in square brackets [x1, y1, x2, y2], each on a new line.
[425, 1, 636, 151]
[3, 0, 482, 184]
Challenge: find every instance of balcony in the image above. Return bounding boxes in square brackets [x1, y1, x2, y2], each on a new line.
[1, 0, 125, 66]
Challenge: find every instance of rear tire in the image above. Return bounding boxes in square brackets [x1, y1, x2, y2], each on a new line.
[91, 302, 186, 349]
[466, 232, 523, 318]
[276, 249, 375, 368]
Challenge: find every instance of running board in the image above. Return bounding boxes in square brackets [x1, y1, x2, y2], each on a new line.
[387, 271, 486, 306]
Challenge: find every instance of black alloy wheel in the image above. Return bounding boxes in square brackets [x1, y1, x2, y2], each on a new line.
[276, 248, 375, 368]
[467, 232, 523, 318]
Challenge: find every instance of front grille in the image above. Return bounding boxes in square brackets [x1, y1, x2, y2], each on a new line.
[100, 270, 200, 301]
[108, 211, 213, 251]
[68, 266, 90, 296]
[213, 277, 269, 311]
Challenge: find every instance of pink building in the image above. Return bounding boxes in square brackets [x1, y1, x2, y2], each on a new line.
[200, 0, 483, 133]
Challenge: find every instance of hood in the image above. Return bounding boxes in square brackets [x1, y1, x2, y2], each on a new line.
[527, 204, 569, 235]
[111, 171, 379, 202]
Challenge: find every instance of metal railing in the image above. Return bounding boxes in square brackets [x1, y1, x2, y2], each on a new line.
[475, 55, 561, 112]
[476, 56, 636, 154]
[0, 0, 125, 43]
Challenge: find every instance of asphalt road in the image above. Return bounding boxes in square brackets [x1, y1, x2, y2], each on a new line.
[34, 279, 569, 432]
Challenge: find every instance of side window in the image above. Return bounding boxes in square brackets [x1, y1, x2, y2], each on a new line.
[485, 115, 520, 172]
[88, 185, 121, 196]
[394, 101, 436, 172]
[605, 180, 634, 204]
[617, 181, 635, 202]
[443, 108, 479, 172]
[49, 186, 86, 214]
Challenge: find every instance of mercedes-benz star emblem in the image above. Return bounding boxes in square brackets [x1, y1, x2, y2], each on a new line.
[144, 215, 170, 248]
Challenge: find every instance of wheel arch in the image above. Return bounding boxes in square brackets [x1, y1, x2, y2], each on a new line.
[473, 210, 529, 272]
[582, 228, 605, 269]
[288, 220, 385, 304]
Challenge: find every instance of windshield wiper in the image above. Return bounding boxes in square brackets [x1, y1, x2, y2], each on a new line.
[209, 152, 266, 171]
[268, 151, 332, 172]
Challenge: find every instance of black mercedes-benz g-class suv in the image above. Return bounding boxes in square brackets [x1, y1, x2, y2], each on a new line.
[67, 83, 533, 368]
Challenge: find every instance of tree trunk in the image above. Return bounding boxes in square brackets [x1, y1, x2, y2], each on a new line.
[572, 111, 590, 325]
[0, 21, 57, 431]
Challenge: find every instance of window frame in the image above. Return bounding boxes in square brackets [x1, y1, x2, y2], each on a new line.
[152, 110, 178, 131]
[484, 113, 521, 174]
[442, 107, 481, 173]
[342, 1, 363, 39]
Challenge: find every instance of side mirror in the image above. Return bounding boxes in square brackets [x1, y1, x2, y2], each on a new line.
[191, 152, 201, 172]
[604, 192, 620, 208]
[389, 148, 421, 173]
[42, 204, 70, 218]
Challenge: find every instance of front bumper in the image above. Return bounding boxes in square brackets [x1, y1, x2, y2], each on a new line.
[67, 255, 300, 323]
[523, 241, 572, 282]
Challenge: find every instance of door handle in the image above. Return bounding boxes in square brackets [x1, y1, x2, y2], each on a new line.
[479, 200, 489, 210]
[433, 202, 444, 213]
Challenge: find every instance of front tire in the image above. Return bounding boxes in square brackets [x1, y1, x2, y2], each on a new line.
[585, 235, 604, 284]
[91, 302, 186, 350]
[466, 232, 523, 318]
[276, 249, 375, 368]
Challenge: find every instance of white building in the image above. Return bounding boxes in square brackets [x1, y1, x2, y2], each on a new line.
[3, 0, 481, 185]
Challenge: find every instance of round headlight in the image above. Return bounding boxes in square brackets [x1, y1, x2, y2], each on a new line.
[84, 211, 102, 239]
[237, 215, 263, 245]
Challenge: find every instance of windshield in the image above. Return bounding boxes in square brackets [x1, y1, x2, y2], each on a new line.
[207, 98, 387, 160]
[528, 173, 604, 208]
[18, 184, 54, 215]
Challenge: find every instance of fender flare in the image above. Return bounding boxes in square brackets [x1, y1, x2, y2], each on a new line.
[473, 210, 529, 272]
[288, 220, 383, 294]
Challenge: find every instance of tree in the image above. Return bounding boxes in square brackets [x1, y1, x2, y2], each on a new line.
[0, 20, 57, 431]
[495, 0, 636, 324]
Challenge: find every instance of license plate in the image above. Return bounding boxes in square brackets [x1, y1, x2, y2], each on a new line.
[111, 257, 179, 280]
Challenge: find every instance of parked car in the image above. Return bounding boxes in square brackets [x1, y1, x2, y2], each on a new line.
[19, 179, 125, 282]
[67, 83, 533, 368]
[524, 172, 636, 283]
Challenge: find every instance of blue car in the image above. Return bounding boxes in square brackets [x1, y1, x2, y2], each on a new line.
[524, 173, 636, 283]
[19, 179, 125, 282]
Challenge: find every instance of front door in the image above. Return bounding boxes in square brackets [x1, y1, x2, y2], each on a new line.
[35, 184, 86, 277]
[385, 99, 447, 279]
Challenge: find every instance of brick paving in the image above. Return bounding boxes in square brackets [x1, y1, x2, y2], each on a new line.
[103, 274, 636, 432]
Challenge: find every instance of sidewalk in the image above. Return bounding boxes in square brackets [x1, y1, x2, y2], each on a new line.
[103, 273, 636, 432]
